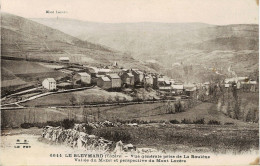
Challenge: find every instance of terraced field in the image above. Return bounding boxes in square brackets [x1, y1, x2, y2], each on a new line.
[1, 59, 66, 96]
[1, 60, 66, 85]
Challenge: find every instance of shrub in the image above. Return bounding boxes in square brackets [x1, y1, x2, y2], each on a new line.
[141, 120, 149, 124]
[69, 96, 77, 106]
[169, 120, 180, 124]
[130, 119, 139, 124]
[193, 118, 205, 124]
[83, 124, 94, 134]
[122, 97, 127, 102]
[93, 128, 131, 143]
[175, 101, 184, 113]
[181, 119, 192, 124]
[165, 101, 175, 114]
[115, 95, 120, 102]
[224, 122, 234, 125]
[34, 122, 46, 128]
[159, 120, 166, 123]
[61, 119, 75, 129]
[47, 121, 61, 127]
[149, 120, 159, 123]
[107, 96, 113, 103]
[208, 120, 221, 125]
[21, 123, 32, 129]
[12, 126, 19, 129]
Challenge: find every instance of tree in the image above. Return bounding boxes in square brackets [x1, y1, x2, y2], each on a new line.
[122, 97, 127, 102]
[175, 100, 183, 113]
[83, 109, 88, 123]
[141, 91, 146, 101]
[107, 96, 113, 103]
[69, 96, 77, 106]
[115, 95, 120, 103]
[165, 101, 175, 114]
[231, 83, 240, 120]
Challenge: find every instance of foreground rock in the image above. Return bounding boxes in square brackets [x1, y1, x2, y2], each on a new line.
[41, 124, 158, 154]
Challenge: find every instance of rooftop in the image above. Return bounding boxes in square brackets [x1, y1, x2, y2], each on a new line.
[107, 73, 120, 79]
[127, 73, 134, 77]
[158, 78, 164, 82]
[101, 76, 111, 82]
[172, 84, 184, 90]
[45, 78, 56, 82]
[165, 80, 171, 85]
[59, 57, 69, 60]
[77, 72, 90, 77]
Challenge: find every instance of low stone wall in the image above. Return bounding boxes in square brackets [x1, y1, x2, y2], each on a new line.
[42, 125, 114, 152]
[41, 123, 158, 154]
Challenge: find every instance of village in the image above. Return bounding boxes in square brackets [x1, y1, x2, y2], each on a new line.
[50, 57, 258, 98]
[1, 56, 258, 108]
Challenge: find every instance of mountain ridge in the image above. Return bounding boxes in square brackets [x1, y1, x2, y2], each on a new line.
[31, 17, 259, 82]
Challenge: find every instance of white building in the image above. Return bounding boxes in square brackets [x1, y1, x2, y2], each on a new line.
[59, 57, 70, 63]
[42, 78, 56, 90]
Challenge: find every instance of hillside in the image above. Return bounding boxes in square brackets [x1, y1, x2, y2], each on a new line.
[1, 12, 152, 70]
[32, 18, 259, 82]
[1, 13, 156, 95]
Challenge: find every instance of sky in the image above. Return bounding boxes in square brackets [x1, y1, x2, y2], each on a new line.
[1, 0, 259, 25]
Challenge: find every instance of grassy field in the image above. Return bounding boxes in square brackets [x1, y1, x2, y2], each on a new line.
[1, 103, 166, 128]
[1, 60, 53, 75]
[3, 102, 256, 128]
[1, 59, 67, 96]
[239, 91, 259, 109]
[1, 66, 27, 87]
[1, 60, 66, 83]
[134, 102, 251, 126]
[92, 125, 259, 153]
[2, 101, 258, 154]
[22, 88, 133, 107]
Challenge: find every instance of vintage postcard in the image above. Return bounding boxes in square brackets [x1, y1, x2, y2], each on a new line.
[0, 0, 259, 165]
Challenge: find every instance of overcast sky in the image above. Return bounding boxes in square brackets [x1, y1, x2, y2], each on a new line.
[1, 0, 259, 25]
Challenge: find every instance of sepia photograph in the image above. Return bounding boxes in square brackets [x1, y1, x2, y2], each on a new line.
[0, 0, 259, 165]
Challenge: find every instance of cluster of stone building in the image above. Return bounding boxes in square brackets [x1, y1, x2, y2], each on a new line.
[42, 62, 193, 95]
[42, 60, 258, 97]
[80, 66, 187, 94]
